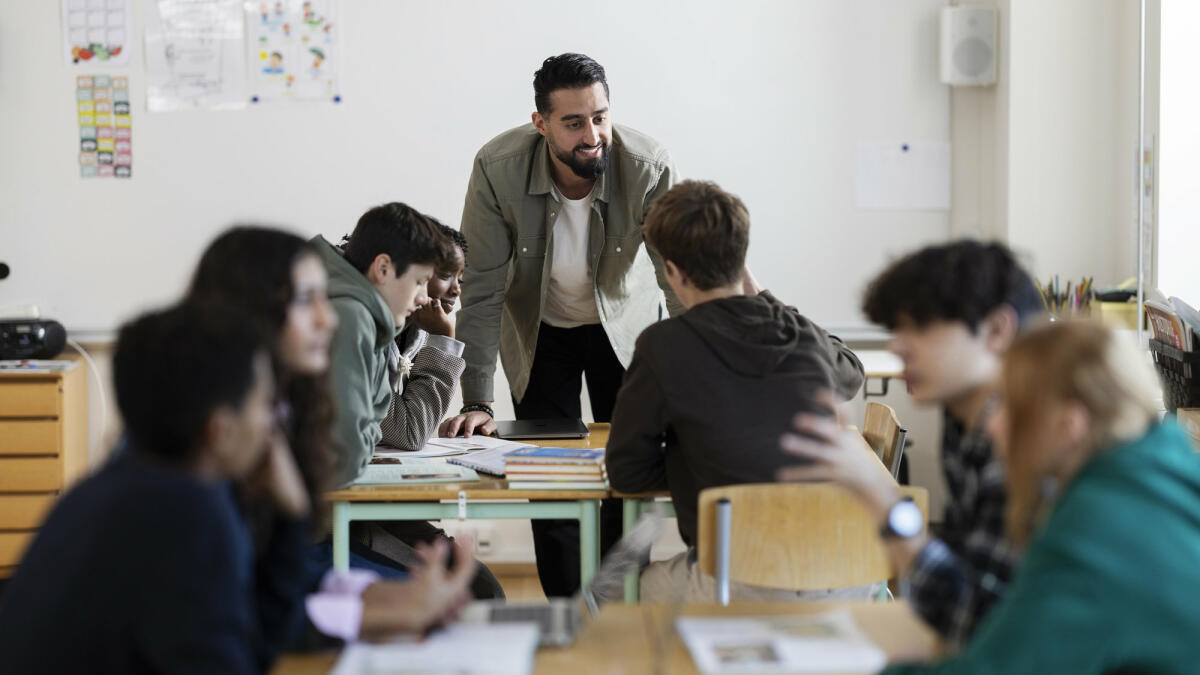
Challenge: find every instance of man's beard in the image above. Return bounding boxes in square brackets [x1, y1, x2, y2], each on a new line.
[551, 138, 611, 180]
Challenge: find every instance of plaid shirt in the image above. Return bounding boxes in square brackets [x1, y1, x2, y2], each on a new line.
[908, 407, 1018, 646]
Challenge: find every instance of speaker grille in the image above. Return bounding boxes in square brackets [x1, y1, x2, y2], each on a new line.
[954, 37, 992, 77]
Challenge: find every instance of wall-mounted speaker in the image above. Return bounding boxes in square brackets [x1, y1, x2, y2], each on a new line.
[940, 6, 997, 86]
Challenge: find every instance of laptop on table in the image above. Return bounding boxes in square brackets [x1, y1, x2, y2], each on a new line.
[493, 418, 590, 440]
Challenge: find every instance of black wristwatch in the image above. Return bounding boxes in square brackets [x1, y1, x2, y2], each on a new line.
[880, 496, 923, 540]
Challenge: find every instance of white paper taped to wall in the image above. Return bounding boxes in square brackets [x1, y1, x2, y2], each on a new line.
[855, 140, 951, 211]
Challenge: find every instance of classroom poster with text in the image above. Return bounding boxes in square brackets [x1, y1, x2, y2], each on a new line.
[77, 75, 132, 179]
[246, 0, 343, 104]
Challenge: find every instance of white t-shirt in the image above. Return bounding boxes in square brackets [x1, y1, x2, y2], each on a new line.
[542, 185, 601, 328]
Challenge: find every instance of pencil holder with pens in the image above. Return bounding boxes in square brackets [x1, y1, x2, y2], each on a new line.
[1035, 276, 1094, 319]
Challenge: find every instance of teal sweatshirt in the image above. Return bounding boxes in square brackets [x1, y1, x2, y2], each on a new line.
[885, 420, 1200, 674]
[311, 236, 399, 488]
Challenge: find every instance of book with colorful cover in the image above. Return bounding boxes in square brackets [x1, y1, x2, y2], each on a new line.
[503, 446, 605, 464]
[503, 463, 606, 474]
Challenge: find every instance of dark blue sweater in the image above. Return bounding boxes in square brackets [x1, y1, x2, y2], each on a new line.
[0, 451, 307, 673]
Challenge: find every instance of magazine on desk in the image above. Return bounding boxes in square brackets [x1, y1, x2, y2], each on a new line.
[676, 610, 886, 674]
[354, 459, 480, 484]
[332, 623, 539, 675]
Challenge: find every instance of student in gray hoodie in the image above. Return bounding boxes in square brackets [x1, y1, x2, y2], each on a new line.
[607, 180, 865, 602]
[313, 202, 504, 599]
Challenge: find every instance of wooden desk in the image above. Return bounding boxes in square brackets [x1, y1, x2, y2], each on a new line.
[326, 424, 612, 584]
[271, 601, 938, 674]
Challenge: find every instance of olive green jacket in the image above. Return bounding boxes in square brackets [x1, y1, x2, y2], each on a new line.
[456, 123, 683, 403]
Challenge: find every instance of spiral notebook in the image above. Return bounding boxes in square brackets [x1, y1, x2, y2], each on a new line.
[447, 441, 535, 476]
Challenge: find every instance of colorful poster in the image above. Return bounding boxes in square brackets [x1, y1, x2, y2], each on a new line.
[246, 0, 343, 104]
[144, 0, 247, 111]
[61, 0, 132, 66]
[77, 75, 132, 179]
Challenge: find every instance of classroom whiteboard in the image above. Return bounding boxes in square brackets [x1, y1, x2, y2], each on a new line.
[0, 0, 949, 335]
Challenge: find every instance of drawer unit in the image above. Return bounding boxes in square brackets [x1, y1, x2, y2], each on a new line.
[0, 359, 87, 578]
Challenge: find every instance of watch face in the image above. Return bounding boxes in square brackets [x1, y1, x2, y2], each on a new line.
[889, 501, 924, 538]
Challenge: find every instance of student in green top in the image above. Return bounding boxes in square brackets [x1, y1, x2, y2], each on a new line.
[886, 319, 1200, 674]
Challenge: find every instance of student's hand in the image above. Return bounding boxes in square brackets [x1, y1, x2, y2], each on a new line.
[358, 536, 477, 640]
[248, 428, 311, 520]
[741, 266, 762, 295]
[410, 301, 455, 338]
[777, 390, 901, 524]
[438, 411, 497, 438]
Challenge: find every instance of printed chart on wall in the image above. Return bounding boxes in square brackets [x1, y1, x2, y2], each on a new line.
[77, 75, 132, 179]
[246, 0, 343, 104]
[61, 0, 132, 66]
[144, 0, 247, 111]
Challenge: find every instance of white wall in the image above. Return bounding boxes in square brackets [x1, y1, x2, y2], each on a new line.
[0, 0, 949, 336]
[1003, 0, 1142, 287]
[1158, 0, 1200, 302]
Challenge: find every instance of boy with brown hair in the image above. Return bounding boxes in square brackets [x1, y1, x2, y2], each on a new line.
[606, 180, 864, 601]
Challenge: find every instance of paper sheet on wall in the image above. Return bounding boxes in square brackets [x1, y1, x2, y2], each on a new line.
[246, 0, 343, 104]
[144, 0, 248, 111]
[855, 141, 951, 210]
[77, 75, 132, 178]
[62, 0, 132, 66]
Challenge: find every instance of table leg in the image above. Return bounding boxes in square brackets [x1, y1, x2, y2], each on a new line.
[579, 500, 600, 587]
[332, 501, 350, 572]
[623, 499, 643, 603]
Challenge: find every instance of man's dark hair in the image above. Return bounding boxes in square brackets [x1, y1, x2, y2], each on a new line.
[533, 53, 609, 115]
[341, 202, 455, 277]
[862, 240, 1043, 332]
[114, 301, 265, 463]
[643, 180, 749, 291]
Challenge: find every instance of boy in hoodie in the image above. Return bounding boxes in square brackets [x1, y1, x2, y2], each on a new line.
[312, 202, 504, 600]
[311, 202, 459, 488]
[606, 180, 865, 601]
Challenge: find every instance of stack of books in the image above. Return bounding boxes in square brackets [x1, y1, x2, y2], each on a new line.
[503, 447, 608, 490]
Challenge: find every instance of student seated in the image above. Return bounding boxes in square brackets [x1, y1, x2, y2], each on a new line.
[312, 203, 503, 599]
[312, 202, 460, 485]
[885, 320, 1200, 674]
[0, 303, 476, 673]
[0, 303, 302, 673]
[778, 240, 1043, 645]
[187, 226, 477, 650]
[380, 220, 468, 450]
[606, 180, 865, 602]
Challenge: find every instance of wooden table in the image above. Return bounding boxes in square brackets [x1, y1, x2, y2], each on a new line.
[271, 600, 939, 674]
[326, 424, 611, 584]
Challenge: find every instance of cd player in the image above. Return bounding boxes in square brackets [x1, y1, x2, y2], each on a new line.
[0, 320, 67, 359]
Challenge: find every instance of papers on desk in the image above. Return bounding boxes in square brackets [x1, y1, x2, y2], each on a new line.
[331, 623, 540, 675]
[375, 435, 533, 460]
[676, 610, 886, 674]
[354, 459, 480, 484]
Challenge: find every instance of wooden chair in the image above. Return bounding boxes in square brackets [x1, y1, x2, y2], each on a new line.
[862, 402, 908, 478]
[697, 483, 928, 604]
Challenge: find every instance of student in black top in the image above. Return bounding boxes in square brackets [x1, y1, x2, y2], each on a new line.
[0, 303, 287, 673]
[606, 180, 864, 601]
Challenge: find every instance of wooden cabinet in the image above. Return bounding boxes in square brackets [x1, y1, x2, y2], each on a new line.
[0, 360, 88, 577]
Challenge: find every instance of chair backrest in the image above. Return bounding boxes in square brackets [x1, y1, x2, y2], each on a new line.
[863, 402, 908, 478]
[697, 483, 928, 592]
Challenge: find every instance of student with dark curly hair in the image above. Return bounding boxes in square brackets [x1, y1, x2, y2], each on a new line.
[778, 240, 1043, 646]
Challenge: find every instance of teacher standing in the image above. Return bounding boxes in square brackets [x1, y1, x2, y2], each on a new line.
[441, 53, 681, 597]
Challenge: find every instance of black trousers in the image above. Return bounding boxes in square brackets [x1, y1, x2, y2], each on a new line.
[514, 322, 626, 598]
